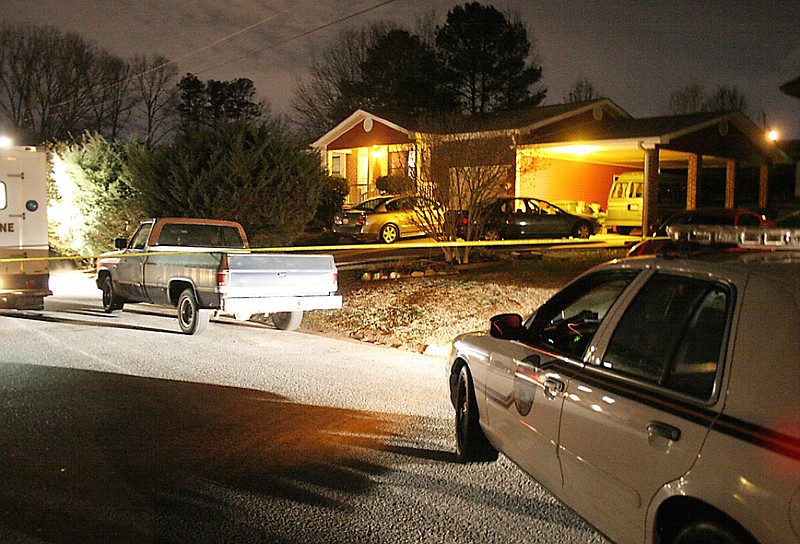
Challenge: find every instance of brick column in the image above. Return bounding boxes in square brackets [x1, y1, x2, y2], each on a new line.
[642, 147, 660, 234]
[725, 159, 735, 209]
[759, 164, 768, 210]
[687, 154, 700, 210]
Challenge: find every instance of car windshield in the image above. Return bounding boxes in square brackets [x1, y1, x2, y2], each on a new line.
[351, 197, 392, 212]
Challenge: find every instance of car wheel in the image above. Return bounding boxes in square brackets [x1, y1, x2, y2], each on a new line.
[379, 223, 399, 244]
[101, 276, 124, 313]
[271, 311, 303, 331]
[484, 228, 501, 241]
[671, 519, 753, 544]
[177, 288, 210, 335]
[617, 226, 633, 235]
[455, 365, 499, 463]
[572, 221, 591, 239]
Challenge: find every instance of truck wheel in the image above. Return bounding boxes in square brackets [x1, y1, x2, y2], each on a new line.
[379, 223, 399, 244]
[455, 366, 499, 463]
[177, 288, 210, 335]
[102, 276, 124, 313]
[271, 311, 303, 331]
[617, 226, 633, 235]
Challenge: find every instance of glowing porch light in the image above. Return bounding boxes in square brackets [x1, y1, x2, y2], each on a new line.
[0, 136, 12, 148]
[767, 129, 779, 142]
[545, 144, 601, 156]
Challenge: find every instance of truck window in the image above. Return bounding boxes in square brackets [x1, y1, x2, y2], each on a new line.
[0, 181, 6, 209]
[156, 223, 245, 248]
[130, 223, 153, 250]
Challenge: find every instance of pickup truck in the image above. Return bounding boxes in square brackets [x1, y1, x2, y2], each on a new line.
[95, 218, 342, 334]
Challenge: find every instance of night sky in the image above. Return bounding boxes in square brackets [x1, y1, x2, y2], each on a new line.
[4, 0, 799, 138]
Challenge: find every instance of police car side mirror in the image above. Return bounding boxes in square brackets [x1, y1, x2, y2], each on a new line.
[114, 238, 128, 250]
[490, 313, 524, 340]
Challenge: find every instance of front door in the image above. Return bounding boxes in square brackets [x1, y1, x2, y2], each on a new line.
[485, 270, 638, 493]
[116, 222, 153, 302]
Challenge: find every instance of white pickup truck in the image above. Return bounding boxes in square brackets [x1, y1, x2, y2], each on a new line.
[95, 217, 342, 334]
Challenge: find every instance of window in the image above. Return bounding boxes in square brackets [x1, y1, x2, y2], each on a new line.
[157, 223, 245, 248]
[129, 223, 153, 250]
[603, 274, 729, 399]
[525, 272, 638, 359]
[0, 180, 6, 209]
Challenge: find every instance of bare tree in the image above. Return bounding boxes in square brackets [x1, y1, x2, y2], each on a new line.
[291, 22, 396, 141]
[666, 83, 749, 116]
[83, 51, 137, 140]
[666, 83, 706, 114]
[412, 116, 519, 264]
[703, 85, 749, 114]
[564, 77, 601, 103]
[130, 54, 179, 146]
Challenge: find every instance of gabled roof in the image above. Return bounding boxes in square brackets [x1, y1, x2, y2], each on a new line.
[781, 76, 800, 98]
[312, 99, 632, 149]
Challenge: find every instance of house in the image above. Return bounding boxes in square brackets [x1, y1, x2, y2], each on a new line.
[312, 99, 788, 232]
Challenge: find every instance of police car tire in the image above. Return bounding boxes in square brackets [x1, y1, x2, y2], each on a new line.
[455, 365, 499, 463]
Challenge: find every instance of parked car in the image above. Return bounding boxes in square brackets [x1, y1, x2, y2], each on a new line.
[447, 225, 800, 544]
[332, 195, 425, 244]
[473, 197, 600, 240]
[628, 208, 775, 256]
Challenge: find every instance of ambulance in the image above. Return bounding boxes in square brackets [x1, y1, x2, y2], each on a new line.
[0, 146, 51, 309]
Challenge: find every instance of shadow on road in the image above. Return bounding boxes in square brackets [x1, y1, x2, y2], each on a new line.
[0, 363, 449, 543]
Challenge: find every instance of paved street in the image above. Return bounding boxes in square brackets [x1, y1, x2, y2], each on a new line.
[0, 272, 606, 543]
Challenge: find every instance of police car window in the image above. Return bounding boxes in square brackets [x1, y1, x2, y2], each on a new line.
[603, 274, 729, 399]
[527, 272, 637, 359]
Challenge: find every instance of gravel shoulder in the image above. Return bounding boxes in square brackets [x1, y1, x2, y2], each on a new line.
[301, 248, 627, 355]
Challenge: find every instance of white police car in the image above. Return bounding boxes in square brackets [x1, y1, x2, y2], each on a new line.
[448, 227, 800, 544]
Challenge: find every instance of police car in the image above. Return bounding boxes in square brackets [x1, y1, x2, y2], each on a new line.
[447, 226, 800, 544]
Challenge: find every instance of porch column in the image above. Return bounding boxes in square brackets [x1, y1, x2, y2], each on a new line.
[795, 162, 800, 199]
[642, 146, 660, 235]
[725, 159, 735, 209]
[759, 164, 769, 209]
[687, 154, 701, 210]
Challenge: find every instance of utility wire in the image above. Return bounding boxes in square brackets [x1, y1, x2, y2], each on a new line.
[22, 0, 401, 125]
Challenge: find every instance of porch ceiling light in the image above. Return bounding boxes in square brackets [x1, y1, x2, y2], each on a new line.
[546, 144, 601, 156]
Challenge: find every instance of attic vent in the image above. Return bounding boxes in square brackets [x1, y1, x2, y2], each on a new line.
[593, 107, 604, 121]
[363, 118, 374, 132]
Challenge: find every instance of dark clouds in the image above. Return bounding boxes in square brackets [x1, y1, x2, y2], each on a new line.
[4, 0, 799, 137]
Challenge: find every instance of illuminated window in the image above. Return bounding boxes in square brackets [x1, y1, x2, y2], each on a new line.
[0, 181, 6, 209]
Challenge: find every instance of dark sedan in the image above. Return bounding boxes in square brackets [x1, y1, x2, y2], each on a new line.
[476, 197, 600, 240]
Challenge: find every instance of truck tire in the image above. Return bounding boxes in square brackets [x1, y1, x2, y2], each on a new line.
[271, 311, 303, 331]
[102, 276, 124, 313]
[177, 288, 210, 335]
[455, 365, 499, 463]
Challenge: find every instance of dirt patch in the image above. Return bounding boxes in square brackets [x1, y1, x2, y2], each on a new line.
[301, 248, 627, 353]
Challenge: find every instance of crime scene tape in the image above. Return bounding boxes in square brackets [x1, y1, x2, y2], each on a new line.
[0, 237, 597, 264]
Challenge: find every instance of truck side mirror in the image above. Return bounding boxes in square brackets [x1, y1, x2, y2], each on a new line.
[114, 238, 128, 250]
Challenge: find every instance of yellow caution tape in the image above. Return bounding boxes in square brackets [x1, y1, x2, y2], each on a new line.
[0, 237, 596, 263]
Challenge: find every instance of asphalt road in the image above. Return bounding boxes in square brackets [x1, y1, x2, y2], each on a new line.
[0, 273, 607, 544]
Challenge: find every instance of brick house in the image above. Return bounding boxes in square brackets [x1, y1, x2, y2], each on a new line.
[312, 99, 787, 232]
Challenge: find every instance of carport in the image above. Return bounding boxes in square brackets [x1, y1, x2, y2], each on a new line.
[521, 110, 787, 232]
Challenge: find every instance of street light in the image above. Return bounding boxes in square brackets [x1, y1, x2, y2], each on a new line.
[767, 129, 779, 142]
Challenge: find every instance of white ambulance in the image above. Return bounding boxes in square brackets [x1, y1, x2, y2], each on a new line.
[0, 146, 51, 309]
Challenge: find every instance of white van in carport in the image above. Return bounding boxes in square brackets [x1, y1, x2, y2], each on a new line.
[605, 171, 685, 234]
[605, 172, 643, 234]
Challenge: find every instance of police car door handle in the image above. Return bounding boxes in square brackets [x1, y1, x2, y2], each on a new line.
[544, 377, 564, 395]
[648, 422, 681, 442]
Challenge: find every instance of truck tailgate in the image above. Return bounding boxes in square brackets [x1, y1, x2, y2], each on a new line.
[224, 254, 338, 297]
